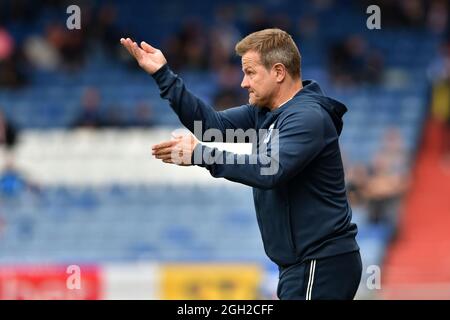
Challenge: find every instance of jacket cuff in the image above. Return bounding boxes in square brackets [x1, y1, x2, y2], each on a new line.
[191, 143, 206, 167]
[151, 64, 176, 87]
[192, 143, 221, 167]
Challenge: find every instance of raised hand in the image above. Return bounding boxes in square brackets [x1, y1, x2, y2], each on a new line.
[120, 38, 167, 75]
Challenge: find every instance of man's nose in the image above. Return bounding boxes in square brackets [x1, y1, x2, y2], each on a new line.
[241, 76, 249, 89]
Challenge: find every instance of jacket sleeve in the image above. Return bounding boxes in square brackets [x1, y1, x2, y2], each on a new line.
[192, 109, 326, 189]
[152, 64, 255, 136]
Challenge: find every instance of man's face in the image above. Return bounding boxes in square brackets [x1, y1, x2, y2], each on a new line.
[241, 51, 277, 108]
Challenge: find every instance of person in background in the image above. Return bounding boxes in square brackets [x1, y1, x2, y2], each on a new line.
[72, 87, 104, 129]
[429, 40, 450, 170]
[0, 160, 39, 198]
[0, 109, 17, 149]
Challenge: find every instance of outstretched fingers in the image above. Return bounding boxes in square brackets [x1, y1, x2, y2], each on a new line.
[141, 41, 156, 53]
[153, 146, 176, 156]
[131, 41, 144, 60]
[152, 140, 177, 151]
[120, 38, 144, 60]
[120, 38, 134, 56]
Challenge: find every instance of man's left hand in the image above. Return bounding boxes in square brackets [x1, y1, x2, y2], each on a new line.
[152, 132, 199, 166]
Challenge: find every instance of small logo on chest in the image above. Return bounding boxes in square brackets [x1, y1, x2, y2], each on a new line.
[263, 123, 275, 144]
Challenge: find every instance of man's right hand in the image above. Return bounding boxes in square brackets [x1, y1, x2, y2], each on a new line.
[120, 38, 167, 75]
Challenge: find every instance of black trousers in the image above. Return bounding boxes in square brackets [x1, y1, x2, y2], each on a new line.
[277, 251, 362, 300]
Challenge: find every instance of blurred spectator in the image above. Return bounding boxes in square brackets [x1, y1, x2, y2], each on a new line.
[44, 23, 66, 54]
[427, 41, 450, 83]
[359, 0, 426, 28]
[431, 76, 450, 166]
[43, 22, 86, 72]
[0, 109, 18, 149]
[72, 87, 104, 129]
[209, 28, 234, 72]
[345, 129, 409, 229]
[378, 128, 410, 175]
[208, 5, 242, 71]
[398, 0, 426, 27]
[365, 130, 409, 227]
[162, 35, 184, 72]
[0, 161, 39, 198]
[0, 27, 14, 60]
[23, 34, 61, 71]
[59, 28, 86, 72]
[86, 3, 126, 61]
[365, 50, 384, 84]
[213, 64, 247, 110]
[365, 153, 408, 227]
[132, 102, 155, 127]
[73, 89, 158, 129]
[163, 19, 209, 72]
[427, 0, 448, 36]
[346, 164, 370, 224]
[429, 41, 450, 166]
[0, 26, 27, 88]
[242, 6, 271, 35]
[328, 35, 384, 86]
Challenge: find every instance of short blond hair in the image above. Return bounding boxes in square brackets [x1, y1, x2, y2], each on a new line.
[235, 28, 301, 79]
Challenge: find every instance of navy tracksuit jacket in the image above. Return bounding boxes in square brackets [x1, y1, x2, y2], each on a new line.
[152, 64, 362, 299]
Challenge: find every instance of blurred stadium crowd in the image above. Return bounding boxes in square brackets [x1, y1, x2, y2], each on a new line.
[0, 0, 449, 299]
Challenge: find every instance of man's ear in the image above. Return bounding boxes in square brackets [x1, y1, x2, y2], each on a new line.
[273, 63, 287, 83]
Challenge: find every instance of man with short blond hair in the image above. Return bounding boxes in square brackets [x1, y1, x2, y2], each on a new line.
[235, 28, 301, 80]
[121, 28, 362, 300]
